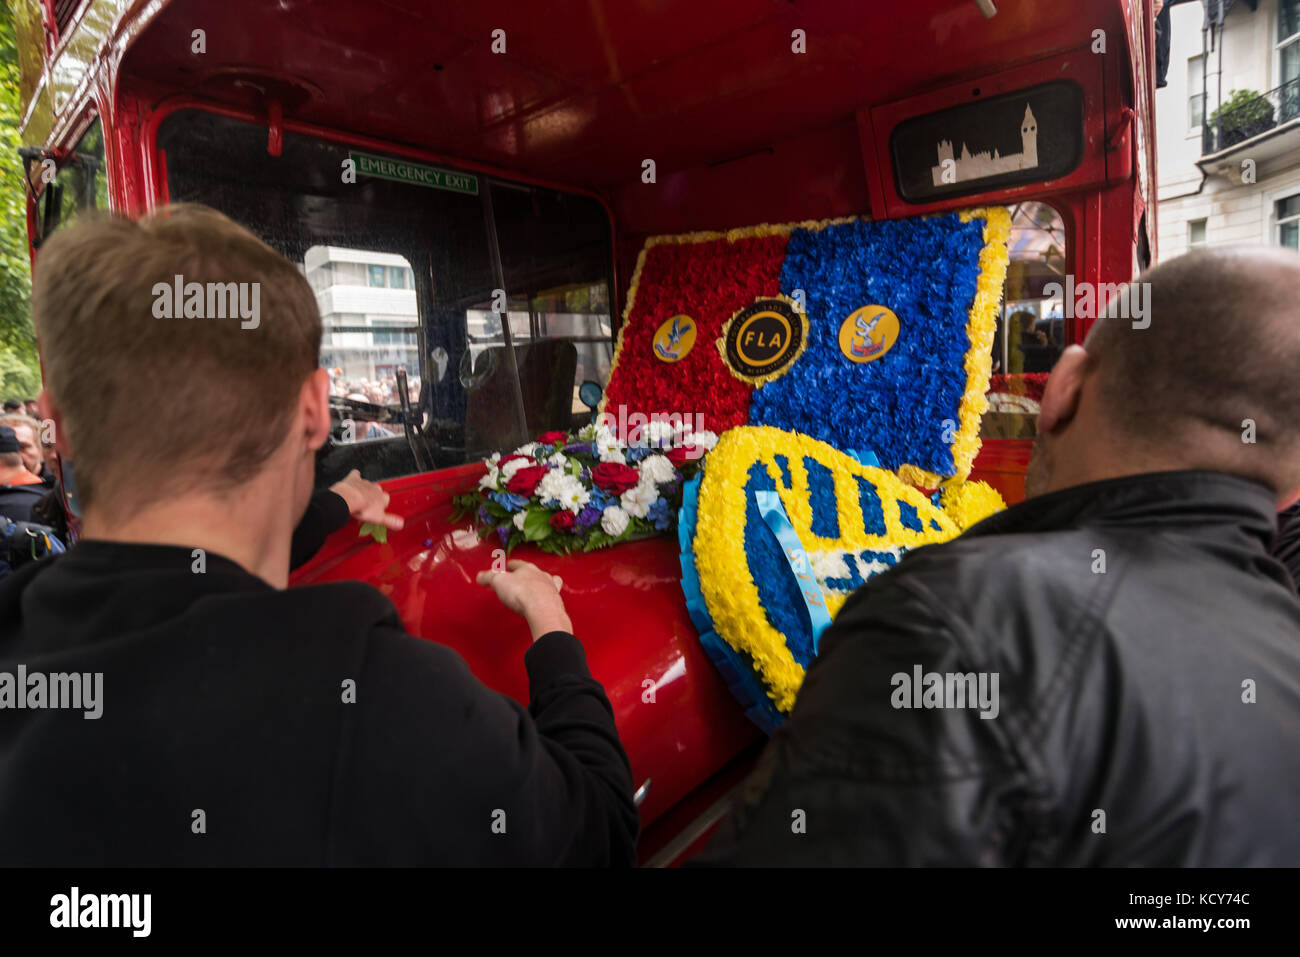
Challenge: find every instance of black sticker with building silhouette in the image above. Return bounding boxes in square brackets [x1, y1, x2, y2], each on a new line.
[890, 81, 1084, 203]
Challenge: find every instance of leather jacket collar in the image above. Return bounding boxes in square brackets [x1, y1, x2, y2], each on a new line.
[966, 469, 1279, 553]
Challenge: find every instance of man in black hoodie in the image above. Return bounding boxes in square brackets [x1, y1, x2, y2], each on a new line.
[0, 205, 638, 866]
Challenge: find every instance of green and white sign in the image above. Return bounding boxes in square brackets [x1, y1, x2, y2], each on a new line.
[349, 151, 479, 195]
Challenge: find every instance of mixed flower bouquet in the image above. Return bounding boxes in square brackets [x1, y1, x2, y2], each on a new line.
[452, 421, 719, 555]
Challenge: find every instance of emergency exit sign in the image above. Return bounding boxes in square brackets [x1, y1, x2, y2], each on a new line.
[349, 151, 479, 195]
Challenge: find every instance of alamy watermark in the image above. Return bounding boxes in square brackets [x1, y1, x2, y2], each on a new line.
[0, 666, 102, 719]
[50, 887, 150, 937]
[1041, 276, 1151, 329]
[594, 406, 710, 459]
[151, 275, 260, 329]
[891, 664, 999, 719]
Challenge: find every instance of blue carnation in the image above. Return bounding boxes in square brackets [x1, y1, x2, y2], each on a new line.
[626, 446, 652, 463]
[750, 214, 987, 478]
[489, 491, 530, 512]
[648, 498, 673, 532]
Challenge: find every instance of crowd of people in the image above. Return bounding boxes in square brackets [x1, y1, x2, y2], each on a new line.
[327, 369, 421, 409]
[0, 405, 65, 571]
[1, 203, 1298, 867]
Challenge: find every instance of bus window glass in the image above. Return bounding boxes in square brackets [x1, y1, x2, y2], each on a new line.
[981, 201, 1066, 440]
[486, 181, 614, 425]
[156, 109, 614, 484]
[307, 246, 420, 443]
[31, 117, 108, 245]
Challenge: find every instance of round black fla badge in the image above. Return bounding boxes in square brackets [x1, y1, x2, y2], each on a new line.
[719, 297, 808, 384]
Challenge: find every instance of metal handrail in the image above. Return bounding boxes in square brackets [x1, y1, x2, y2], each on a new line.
[1202, 76, 1300, 154]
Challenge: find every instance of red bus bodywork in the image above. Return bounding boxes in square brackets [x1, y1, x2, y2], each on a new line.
[15, 0, 1158, 863]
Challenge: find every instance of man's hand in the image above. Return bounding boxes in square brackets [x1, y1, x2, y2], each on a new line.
[330, 469, 405, 530]
[477, 560, 572, 641]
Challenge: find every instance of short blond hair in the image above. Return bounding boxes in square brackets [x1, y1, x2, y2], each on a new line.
[0, 413, 41, 440]
[31, 205, 321, 510]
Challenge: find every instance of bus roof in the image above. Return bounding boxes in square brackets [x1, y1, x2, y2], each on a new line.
[18, 0, 1141, 189]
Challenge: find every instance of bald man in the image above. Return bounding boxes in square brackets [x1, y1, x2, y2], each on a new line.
[703, 247, 1300, 867]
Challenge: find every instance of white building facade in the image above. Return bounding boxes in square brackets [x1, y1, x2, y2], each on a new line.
[302, 245, 420, 400]
[1156, 0, 1300, 257]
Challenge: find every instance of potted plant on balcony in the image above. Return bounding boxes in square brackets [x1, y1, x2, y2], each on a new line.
[1210, 89, 1277, 149]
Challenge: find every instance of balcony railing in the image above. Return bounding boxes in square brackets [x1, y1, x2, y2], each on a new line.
[1202, 77, 1300, 154]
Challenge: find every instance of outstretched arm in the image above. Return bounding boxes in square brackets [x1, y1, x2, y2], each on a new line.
[290, 470, 405, 570]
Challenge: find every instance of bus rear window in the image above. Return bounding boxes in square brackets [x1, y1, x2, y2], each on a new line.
[981, 201, 1067, 441]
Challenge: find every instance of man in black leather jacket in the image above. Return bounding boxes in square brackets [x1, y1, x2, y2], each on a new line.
[703, 246, 1300, 866]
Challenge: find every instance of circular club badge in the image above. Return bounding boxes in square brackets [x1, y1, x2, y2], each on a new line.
[720, 297, 808, 383]
[838, 305, 900, 363]
[652, 314, 697, 362]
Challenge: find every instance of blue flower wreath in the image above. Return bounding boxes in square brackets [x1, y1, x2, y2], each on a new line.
[750, 214, 985, 477]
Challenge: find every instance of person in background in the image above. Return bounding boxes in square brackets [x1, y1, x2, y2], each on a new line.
[0, 414, 52, 487]
[0, 426, 46, 523]
[700, 246, 1300, 867]
[1005, 309, 1036, 374]
[1, 205, 638, 867]
[23, 400, 39, 419]
[2, 400, 22, 414]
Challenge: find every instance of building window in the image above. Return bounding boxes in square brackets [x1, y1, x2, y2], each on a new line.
[1278, 195, 1300, 250]
[368, 265, 386, 287]
[388, 266, 406, 289]
[1281, 0, 1300, 122]
[1189, 56, 1205, 130]
[1189, 219, 1207, 247]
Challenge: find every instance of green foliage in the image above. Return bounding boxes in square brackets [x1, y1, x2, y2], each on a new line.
[1210, 89, 1275, 129]
[450, 492, 481, 521]
[521, 508, 552, 542]
[0, 7, 41, 398]
[358, 522, 388, 545]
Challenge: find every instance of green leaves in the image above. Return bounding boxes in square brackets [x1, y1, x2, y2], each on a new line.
[449, 492, 481, 521]
[582, 530, 612, 552]
[521, 508, 552, 542]
[358, 522, 388, 544]
[0, 10, 40, 398]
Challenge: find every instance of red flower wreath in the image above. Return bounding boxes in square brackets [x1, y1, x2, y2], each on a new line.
[604, 233, 790, 437]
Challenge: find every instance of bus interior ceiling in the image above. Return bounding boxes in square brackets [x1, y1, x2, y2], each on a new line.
[114, 0, 1135, 280]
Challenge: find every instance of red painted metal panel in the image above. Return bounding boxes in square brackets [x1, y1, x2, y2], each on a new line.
[868, 48, 1111, 220]
[290, 469, 763, 831]
[971, 441, 1035, 506]
[110, 0, 1128, 190]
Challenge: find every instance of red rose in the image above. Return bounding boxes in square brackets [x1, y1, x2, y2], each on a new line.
[666, 445, 701, 467]
[504, 464, 550, 496]
[591, 462, 640, 495]
[550, 510, 576, 531]
[537, 431, 568, 445]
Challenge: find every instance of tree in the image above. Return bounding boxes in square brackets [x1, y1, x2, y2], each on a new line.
[0, 5, 41, 401]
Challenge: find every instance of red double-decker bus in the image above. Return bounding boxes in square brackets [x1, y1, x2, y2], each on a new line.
[13, 0, 1158, 863]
